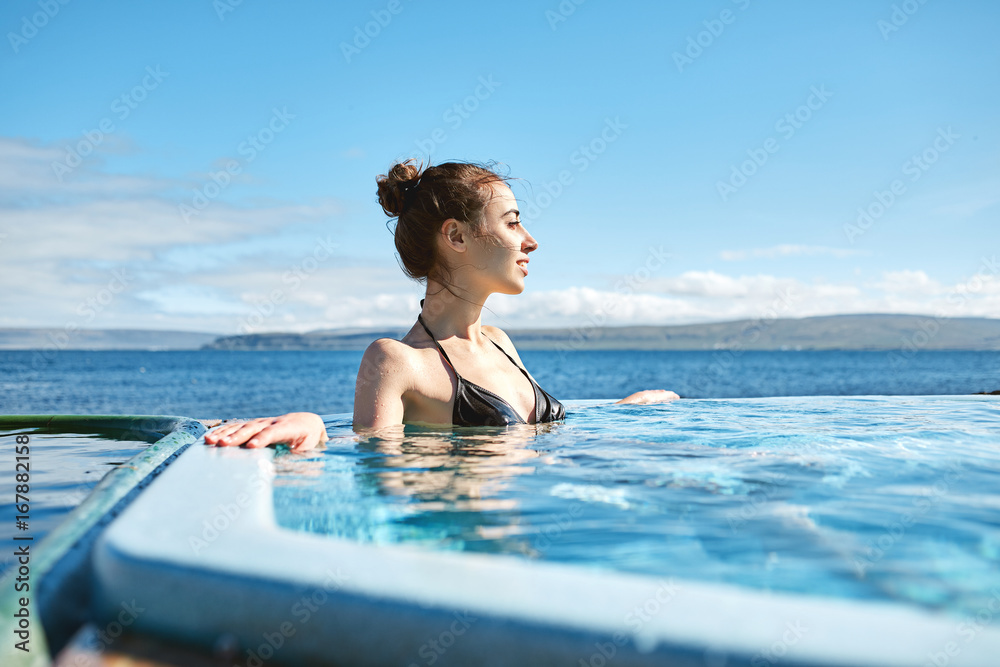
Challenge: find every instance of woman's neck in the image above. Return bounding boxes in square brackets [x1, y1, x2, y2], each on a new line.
[420, 281, 487, 340]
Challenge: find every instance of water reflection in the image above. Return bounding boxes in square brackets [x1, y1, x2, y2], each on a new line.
[271, 448, 326, 482]
[357, 423, 553, 508]
[276, 421, 563, 556]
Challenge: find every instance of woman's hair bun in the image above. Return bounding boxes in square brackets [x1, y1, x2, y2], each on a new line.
[374, 157, 508, 282]
[376, 159, 423, 217]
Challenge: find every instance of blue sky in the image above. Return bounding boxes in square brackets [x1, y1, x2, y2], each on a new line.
[1, 0, 997, 334]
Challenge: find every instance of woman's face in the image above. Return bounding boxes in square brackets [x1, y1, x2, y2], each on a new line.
[467, 183, 538, 295]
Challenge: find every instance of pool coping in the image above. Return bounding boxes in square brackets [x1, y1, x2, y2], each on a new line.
[93, 416, 1000, 667]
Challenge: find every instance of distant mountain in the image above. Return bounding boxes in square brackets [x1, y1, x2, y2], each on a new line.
[0, 329, 219, 350]
[205, 329, 410, 351]
[201, 315, 1000, 351]
[507, 314, 1000, 351]
[4, 316, 997, 352]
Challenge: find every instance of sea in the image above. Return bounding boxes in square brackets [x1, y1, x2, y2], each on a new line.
[2, 349, 998, 417]
[1, 349, 998, 575]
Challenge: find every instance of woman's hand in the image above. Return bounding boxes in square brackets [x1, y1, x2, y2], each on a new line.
[204, 412, 328, 452]
[615, 390, 680, 405]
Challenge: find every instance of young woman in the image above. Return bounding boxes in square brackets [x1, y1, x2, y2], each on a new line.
[205, 160, 676, 451]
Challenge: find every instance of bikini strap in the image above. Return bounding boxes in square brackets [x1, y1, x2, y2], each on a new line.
[487, 338, 526, 372]
[486, 337, 543, 423]
[418, 310, 529, 380]
[416, 314, 458, 372]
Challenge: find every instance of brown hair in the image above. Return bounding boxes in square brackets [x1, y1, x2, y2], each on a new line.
[376, 159, 508, 282]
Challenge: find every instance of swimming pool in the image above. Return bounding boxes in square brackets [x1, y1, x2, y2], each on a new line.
[92, 396, 1000, 666]
[0, 415, 206, 662]
[0, 423, 156, 548]
[275, 396, 1000, 619]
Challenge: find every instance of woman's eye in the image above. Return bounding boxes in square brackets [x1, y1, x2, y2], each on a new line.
[508, 220, 521, 228]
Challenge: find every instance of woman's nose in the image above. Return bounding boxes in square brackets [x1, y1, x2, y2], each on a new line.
[523, 230, 538, 253]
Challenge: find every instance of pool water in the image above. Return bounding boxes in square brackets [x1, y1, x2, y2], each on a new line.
[0, 427, 152, 573]
[273, 396, 1000, 618]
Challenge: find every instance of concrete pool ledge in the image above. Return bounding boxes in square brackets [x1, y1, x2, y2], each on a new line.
[94, 440, 1000, 667]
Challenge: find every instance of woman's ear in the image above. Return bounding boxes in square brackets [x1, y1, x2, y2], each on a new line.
[440, 218, 467, 253]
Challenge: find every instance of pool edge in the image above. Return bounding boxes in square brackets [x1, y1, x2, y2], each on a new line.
[94, 439, 1000, 667]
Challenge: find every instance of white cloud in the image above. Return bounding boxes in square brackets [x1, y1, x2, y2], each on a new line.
[0, 136, 172, 200]
[930, 196, 1000, 218]
[641, 271, 809, 300]
[322, 293, 422, 329]
[874, 270, 941, 295]
[720, 244, 867, 261]
[134, 284, 248, 316]
[2, 136, 997, 334]
[0, 136, 347, 333]
[478, 269, 999, 329]
[923, 179, 1000, 219]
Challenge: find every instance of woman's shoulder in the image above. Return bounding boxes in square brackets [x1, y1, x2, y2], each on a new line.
[482, 325, 524, 361]
[482, 324, 513, 345]
[362, 336, 417, 366]
[356, 337, 423, 397]
[357, 331, 454, 406]
[361, 331, 440, 373]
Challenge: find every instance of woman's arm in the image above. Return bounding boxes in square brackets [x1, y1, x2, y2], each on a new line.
[353, 338, 409, 431]
[205, 339, 409, 448]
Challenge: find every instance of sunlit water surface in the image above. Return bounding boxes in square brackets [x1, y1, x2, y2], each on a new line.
[274, 396, 1000, 617]
[0, 428, 151, 574]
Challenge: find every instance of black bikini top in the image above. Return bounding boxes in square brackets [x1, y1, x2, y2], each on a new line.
[417, 315, 566, 427]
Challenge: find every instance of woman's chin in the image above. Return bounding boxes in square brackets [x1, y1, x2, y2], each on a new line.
[495, 281, 525, 296]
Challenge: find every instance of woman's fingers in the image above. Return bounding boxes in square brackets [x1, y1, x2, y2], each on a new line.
[244, 420, 290, 448]
[204, 413, 327, 451]
[648, 390, 680, 401]
[204, 422, 238, 444]
[615, 389, 681, 405]
[228, 420, 274, 447]
[279, 413, 328, 451]
[248, 414, 327, 451]
[205, 419, 273, 447]
[204, 420, 255, 440]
